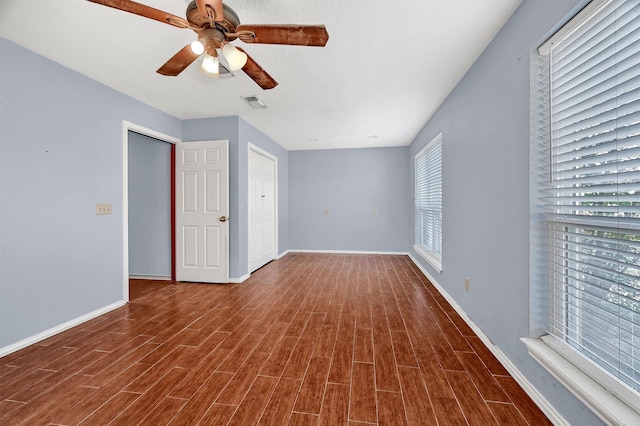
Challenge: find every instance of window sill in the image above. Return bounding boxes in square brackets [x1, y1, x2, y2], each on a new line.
[522, 336, 640, 426]
[413, 245, 442, 273]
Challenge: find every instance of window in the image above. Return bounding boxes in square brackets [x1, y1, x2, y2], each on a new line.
[414, 133, 442, 272]
[529, 0, 640, 420]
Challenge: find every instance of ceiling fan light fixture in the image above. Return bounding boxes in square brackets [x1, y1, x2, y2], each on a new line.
[222, 43, 248, 71]
[190, 39, 205, 55]
[200, 54, 220, 77]
[87, 0, 329, 88]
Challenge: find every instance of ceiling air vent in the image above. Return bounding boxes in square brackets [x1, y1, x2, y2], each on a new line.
[242, 96, 267, 109]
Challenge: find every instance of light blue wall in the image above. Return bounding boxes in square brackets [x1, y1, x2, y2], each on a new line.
[408, 1, 601, 424]
[127, 131, 172, 277]
[289, 147, 411, 252]
[182, 116, 289, 279]
[0, 38, 182, 348]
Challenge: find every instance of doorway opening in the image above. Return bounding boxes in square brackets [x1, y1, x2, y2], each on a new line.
[128, 131, 173, 281]
[122, 121, 179, 302]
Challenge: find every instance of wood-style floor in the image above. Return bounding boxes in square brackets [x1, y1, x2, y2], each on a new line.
[0, 253, 551, 425]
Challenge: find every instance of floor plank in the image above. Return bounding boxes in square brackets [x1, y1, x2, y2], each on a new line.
[376, 391, 407, 426]
[293, 356, 331, 414]
[398, 366, 437, 425]
[350, 362, 377, 423]
[318, 383, 350, 426]
[258, 377, 302, 426]
[226, 375, 278, 426]
[167, 371, 234, 424]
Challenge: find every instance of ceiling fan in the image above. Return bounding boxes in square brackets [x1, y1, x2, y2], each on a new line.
[87, 0, 329, 89]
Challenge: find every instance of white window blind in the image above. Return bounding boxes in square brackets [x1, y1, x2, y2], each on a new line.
[545, 0, 640, 399]
[415, 133, 442, 271]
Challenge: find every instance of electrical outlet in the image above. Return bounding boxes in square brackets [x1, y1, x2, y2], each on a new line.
[323, 209, 330, 216]
[96, 203, 112, 215]
[465, 277, 470, 291]
[372, 209, 378, 215]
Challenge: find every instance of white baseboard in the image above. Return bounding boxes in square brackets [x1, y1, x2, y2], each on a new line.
[288, 249, 409, 256]
[0, 300, 127, 358]
[276, 250, 290, 259]
[408, 254, 569, 426]
[129, 275, 171, 281]
[228, 274, 250, 284]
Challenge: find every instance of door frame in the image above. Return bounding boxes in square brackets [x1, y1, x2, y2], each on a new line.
[247, 143, 278, 274]
[122, 121, 180, 302]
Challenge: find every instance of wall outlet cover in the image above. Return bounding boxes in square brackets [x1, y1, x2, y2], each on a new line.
[96, 203, 112, 215]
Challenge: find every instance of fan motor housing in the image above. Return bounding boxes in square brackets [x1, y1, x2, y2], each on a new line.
[186, 1, 241, 40]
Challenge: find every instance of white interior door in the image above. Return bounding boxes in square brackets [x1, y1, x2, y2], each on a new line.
[175, 140, 228, 283]
[249, 146, 276, 272]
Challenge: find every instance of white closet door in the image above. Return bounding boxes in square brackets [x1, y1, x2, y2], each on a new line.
[249, 147, 276, 273]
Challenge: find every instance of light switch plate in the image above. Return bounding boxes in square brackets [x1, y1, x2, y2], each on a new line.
[96, 203, 112, 215]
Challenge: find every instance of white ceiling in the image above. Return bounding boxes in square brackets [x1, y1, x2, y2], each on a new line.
[0, 0, 521, 150]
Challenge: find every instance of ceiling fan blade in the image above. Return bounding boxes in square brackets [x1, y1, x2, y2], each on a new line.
[87, 0, 191, 28]
[236, 24, 329, 46]
[236, 47, 278, 90]
[157, 45, 200, 76]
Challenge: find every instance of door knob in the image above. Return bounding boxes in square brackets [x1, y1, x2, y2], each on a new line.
[219, 216, 228, 222]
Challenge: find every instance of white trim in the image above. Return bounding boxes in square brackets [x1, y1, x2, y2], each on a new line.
[538, 0, 611, 55]
[276, 250, 290, 259]
[543, 333, 640, 413]
[523, 337, 640, 426]
[123, 121, 181, 145]
[289, 249, 409, 256]
[0, 300, 127, 357]
[408, 254, 570, 426]
[413, 244, 442, 273]
[415, 131, 443, 159]
[247, 144, 279, 274]
[122, 121, 180, 304]
[129, 275, 172, 281]
[228, 274, 251, 284]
